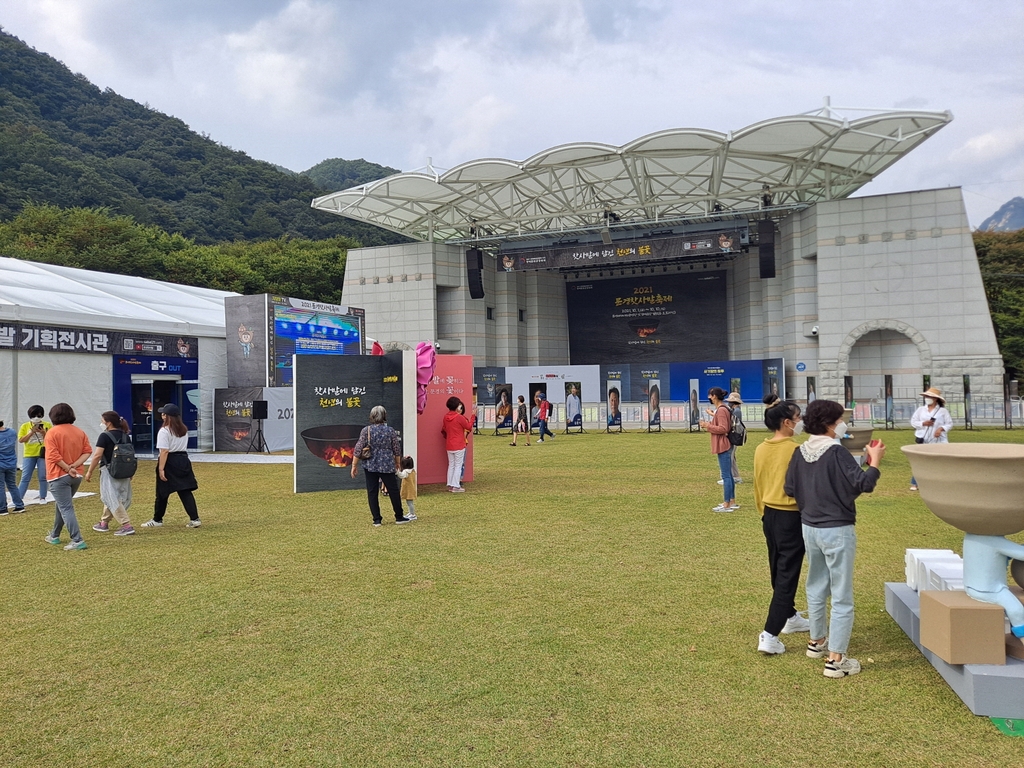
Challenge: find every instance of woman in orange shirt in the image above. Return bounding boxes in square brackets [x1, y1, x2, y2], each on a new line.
[441, 397, 472, 493]
[43, 403, 93, 551]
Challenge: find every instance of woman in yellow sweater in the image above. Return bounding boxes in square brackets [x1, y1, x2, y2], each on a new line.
[753, 396, 810, 655]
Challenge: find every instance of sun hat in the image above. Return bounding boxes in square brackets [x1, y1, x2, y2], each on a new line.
[726, 392, 743, 404]
[919, 387, 945, 403]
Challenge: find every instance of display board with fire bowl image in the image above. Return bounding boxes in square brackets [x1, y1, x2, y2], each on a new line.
[293, 352, 405, 494]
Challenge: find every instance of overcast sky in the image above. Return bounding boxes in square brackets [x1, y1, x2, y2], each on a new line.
[3, 0, 1022, 226]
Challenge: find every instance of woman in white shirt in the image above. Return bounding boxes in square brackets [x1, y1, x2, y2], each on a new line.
[909, 387, 953, 491]
[142, 403, 201, 528]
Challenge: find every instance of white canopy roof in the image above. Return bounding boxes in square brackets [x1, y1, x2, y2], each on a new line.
[0, 257, 237, 336]
[312, 106, 952, 243]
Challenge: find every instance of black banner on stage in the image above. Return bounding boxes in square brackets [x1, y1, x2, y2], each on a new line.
[566, 272, 727, 364]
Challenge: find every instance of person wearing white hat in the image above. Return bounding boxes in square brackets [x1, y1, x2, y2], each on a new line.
[909, 388, 952, 491]
[726, 392, 746, 485]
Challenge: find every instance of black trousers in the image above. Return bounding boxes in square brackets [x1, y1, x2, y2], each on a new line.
[364, 471, 403, 523]
[763, 506, 805, 636]
[154, 488, 199, 522]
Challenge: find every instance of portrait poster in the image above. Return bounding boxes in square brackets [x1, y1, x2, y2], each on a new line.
[806, 376, 817, 403]
[648, 378, 661, 428]
[495, 384, 513, 429]
[293, 352, 404, 494]
[565, 382, 582, 427]
[884, 375, 894, 426]
[689, 378, 700, 428]
[606, 379, 622, 428]
[964, 374, 973, 429]
[529, 384, 547, 428]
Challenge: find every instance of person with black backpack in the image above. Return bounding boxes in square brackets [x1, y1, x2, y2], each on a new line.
[726, 392, 747, 486]
[84, 410, 136, 536]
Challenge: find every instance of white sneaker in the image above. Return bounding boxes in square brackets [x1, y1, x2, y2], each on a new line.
[824, 655, 861, 678]
[781, 611, 811, 634]
[141, 520, 163, 527]
[758, 631, 786, 655]
[717, 479, 724, 485]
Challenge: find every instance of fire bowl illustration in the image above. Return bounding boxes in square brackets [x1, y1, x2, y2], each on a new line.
[225, 419, 252, 442]
[300, 425, 364, 468]
[628, 318, 660, 338]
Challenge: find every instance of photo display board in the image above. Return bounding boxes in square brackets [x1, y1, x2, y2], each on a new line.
[566, 272, 728, 364]
[293, 353, 404, 494]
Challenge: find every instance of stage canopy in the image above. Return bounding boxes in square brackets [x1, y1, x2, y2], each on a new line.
[312, 105, 951, 245]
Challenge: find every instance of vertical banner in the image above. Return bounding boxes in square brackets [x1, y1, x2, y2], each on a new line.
[922, 374, 931, 394]
[964, 374, 973, 430]
[884, 375, 894, 430]
[565, 382, 583, 429]
[417, 355, 474, 485]
[1005, 373, 1014, 430]
[293, 353, 404, 494]
[689, 378, 701, 431]
[606, 379, 622, 431]
[529, 384, 548, 428]
[806, 376, 817, 403]
[843, 376, 855, 425]
[224, 295, 272, 387]
[495, 384, 513, 430]
[648, 379, 661, 431]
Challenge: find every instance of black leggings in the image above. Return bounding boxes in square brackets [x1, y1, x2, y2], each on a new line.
[364, 471, 403, 523]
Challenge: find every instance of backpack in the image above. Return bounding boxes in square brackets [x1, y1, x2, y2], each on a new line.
[108, 430, 138, 479]
[727, 407, 747, 447]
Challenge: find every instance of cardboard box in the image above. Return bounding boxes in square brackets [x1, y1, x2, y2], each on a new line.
[919, 590, 1006, 665]
[905, 549, 958, 590]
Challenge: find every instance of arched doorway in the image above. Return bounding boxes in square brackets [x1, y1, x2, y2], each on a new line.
[847, 330, 922, 402]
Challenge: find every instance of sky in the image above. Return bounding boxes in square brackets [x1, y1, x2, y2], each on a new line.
[3, 0, 1023, 227]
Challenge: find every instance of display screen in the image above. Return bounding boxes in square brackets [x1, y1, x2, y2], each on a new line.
[566, 272, 728, 364]
[273, 303, 362, 386]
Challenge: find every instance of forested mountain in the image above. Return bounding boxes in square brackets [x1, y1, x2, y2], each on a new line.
[302, 158, 400, 191]
[980, 198, 1024, 233]
[0, 29, 403, 246]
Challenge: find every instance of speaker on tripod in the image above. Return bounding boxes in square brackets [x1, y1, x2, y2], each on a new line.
[247, 400, 269, 453]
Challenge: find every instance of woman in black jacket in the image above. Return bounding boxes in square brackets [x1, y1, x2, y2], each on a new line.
[784, 399, 885, 679]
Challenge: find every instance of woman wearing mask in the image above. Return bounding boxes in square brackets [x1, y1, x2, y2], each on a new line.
[700, 387, 737, 512]
[908, 387, 952, 491]
[753, 396, 810, 655]
[84, 411, 135, 536]
[784, 399, 885, 678]
[17, 405, 50, 504]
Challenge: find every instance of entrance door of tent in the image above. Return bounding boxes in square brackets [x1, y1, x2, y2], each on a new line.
[130, 375, 198, 453]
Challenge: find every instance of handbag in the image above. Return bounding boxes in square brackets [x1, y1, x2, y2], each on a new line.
[359, 428, 372, 460]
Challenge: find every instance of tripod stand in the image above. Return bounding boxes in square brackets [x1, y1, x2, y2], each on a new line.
[246, 419, 268, 454]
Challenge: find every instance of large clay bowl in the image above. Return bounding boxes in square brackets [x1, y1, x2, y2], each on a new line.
[300, 425, 364, 468]
[901, 443, 1024, 535]
[843, 426, 873, 453]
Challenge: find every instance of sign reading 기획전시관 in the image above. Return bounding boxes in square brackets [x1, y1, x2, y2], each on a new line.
[0, 322, 198, 357]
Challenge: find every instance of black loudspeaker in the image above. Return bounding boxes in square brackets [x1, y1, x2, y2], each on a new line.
[252, 400, 269, 420]
[466, 248, 485, 299]
[758, 219, 776, 279]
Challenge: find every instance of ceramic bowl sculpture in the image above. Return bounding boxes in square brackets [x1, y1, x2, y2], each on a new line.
[901, 444, 1024, 535]
[843, 426, 874, 453]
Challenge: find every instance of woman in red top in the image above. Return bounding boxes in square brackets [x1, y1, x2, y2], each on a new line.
[442, 396, 472, 493]
[700, 387, 738, 512]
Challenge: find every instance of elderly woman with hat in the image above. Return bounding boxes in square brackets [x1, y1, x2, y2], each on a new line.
[726, 391, 746, 485]
[908, 387, 952, 491]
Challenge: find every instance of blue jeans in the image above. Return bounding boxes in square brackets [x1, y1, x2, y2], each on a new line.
[49, 474, 83, 543]
[18, 455, 47, 500]
[538, 419, 553, 439]
[803, 524, 857, 654]
[716, 449, 735, 503]
[2, 467, 25, 510]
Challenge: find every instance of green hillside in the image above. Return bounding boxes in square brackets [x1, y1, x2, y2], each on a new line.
[0, 29, 402, 246]
[302, 158, 400, 191]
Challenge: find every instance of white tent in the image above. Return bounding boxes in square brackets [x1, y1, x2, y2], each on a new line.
[0, 257, 237, 451]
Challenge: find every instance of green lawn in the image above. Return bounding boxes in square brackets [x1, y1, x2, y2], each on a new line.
[2, 427, 1023, 766]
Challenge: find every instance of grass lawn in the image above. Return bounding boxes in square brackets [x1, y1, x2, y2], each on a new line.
[2, 427, 1024, 766]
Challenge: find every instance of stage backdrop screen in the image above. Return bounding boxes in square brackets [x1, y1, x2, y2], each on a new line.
[566, 272, 727, 364]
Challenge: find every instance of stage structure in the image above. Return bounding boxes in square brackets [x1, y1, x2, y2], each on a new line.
[312, 103, 1004, 401]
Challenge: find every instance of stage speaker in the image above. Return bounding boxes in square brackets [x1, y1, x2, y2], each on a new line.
[252, 400, 269, 421]
[758, 219, 776, 279]
[466, 248, 485, 299]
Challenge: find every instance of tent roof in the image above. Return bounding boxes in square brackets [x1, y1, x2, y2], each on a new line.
[312, 106, 952, 244]
[0, 257, 237, 336]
